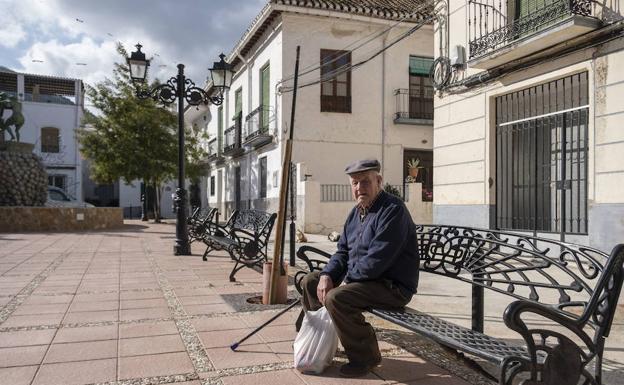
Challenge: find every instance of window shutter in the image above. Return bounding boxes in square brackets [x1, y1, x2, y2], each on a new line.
[260, 64, 270, 129]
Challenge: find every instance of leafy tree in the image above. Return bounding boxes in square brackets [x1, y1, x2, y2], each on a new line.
[78, 43, 178, 221]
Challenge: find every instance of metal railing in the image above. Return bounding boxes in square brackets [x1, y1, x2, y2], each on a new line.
[321, 184, 409, 202]
[394, 88, 433, 121]
[207, 138, 219, 158]
[468, 0, 595, 59]
[223, 115, 242, 154]
[244, 105, 274, 140]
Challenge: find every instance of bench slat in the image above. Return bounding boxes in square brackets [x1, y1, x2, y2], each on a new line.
[370, 308, 529, 364]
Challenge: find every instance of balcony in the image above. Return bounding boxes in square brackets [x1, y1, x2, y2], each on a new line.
[223, 115, 244, 157]
[393, 89, 433, 125]
[206, 138, 223, 163]
[468, 0, 601, 69]
[243, 105, 274, 149]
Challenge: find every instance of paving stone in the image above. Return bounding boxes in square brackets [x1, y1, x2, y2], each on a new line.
[221, 368, 307, 384]
[53, 324, 118, 343]
[205, 343, 283, 370]
[118, 352, 195, 379]
[0, 365, 39, 385]
[0, 345, 48, 367]
[62, 310, 118, 324]
[32, 358, 116, 385]
[2, 313, 64, 327]
[45, 339, 117, 363]
[119, 334, 186, 357]
[120, 307, 171, 321]
[119, 320, 179, 339]
[0, 329, 56, 348]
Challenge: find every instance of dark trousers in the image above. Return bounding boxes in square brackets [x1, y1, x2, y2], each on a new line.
[300, 271, 411, 365]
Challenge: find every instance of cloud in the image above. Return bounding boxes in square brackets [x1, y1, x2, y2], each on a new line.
[3, 0, 267, 86]
[18, 37, 118, 86]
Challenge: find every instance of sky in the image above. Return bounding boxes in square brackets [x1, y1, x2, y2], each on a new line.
[0, 0, 267, 88]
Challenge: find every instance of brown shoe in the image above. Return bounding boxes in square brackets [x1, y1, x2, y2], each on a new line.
[339, 358, 381, 378]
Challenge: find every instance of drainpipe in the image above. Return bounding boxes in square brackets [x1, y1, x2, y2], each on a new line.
[237, 52, 254, 209]
[381, 30, 390, 176]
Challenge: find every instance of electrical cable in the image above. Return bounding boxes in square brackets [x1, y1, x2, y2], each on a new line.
[279, 14, 435, 93]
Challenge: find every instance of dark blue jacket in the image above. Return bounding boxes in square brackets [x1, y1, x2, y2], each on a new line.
[321, 191, 420, 296]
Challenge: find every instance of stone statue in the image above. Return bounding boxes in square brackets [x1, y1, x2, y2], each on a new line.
[0, 91, 25, 142]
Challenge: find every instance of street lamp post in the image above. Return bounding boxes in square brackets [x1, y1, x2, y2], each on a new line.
[127, 43, 233, 256]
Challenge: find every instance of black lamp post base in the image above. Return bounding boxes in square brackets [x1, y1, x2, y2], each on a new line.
[174, 242, 191, 256]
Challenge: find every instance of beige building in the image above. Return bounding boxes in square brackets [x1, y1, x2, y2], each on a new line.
[432, 0, 624, 251]
[187, 0, 435, 233]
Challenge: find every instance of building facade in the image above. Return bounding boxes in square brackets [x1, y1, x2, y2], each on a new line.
[432, 0, 624, 251]
[0, 68, 84, 200]
[187, 0, 435, 232]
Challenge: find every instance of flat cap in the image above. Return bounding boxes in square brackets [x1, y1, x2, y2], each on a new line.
[344, 158, 381, 175]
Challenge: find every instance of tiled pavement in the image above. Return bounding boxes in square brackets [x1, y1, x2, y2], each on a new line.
[0, 222, 494, 385]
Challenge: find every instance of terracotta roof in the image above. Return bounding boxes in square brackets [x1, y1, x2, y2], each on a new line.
[272, 0, 432, 21]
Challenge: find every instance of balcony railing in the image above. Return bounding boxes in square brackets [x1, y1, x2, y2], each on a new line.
[468, 0, 596, 61]
[243, 105, 274, 148]
[207, 138, 222, 161]
[321, 184, 409, 202]
[223, 115, 244, 157]
[393, 89, 433, 123]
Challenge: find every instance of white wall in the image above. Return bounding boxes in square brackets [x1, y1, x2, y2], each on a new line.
[2, 76, 84, 200]
[281, 12, 434, 186]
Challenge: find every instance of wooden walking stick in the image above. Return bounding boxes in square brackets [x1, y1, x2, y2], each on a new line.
[268, 46, 301, 304]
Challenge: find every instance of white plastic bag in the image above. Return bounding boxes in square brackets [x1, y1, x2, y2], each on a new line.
[293, 307, 339, 374]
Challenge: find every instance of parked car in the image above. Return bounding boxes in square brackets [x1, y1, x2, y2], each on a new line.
[46, 186, 94, 208]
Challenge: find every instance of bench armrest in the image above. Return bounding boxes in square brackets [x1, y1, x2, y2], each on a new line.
[502, 300, 599, 383]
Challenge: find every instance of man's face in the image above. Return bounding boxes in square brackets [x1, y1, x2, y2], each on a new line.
[349, 171, 382, 208]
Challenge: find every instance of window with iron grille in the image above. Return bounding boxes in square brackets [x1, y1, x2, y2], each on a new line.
[496, 72, 588, 235]
[210, 176, 215, 197]
[259, 157, 267, 199]
[320, 49, 351, 113]
[41, 127, 60, 153]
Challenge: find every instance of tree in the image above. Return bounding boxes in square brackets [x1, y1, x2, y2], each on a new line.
[78, 43, 178, 221]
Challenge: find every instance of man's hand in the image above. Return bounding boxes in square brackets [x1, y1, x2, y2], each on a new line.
[317, 274, 334, 305]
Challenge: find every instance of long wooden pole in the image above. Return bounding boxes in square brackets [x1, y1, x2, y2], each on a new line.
[269, 46, 300, 304]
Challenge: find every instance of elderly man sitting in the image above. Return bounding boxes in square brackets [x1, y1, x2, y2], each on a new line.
[300, 158, 420, 377]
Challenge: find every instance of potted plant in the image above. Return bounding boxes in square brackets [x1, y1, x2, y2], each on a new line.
[407, 158, 422, 179]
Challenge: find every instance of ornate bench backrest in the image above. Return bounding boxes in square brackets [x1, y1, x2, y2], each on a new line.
[232, 210, 277, 238]
[416, 224, 623, 336]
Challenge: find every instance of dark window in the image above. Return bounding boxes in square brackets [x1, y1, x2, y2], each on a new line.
[259, 157, 267, 198]
[408, 57, 434, 120]
[404, 150, 433, 202]
[496, 72, 588, 235]
[48, 175, 66, 190]
[320, 49, 351, 113]
[210, 176, 215, 197]
[41, 127, 60, 153]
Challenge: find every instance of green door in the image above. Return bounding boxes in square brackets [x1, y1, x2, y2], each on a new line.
[260, 63, 270, 130]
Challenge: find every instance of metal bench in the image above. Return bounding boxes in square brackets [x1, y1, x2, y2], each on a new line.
[201, 209, 277, 282]
[295, 225, 624, 385]
[187, 207, 218, 244]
